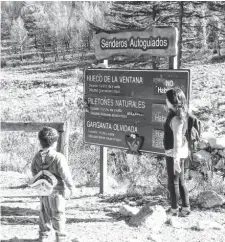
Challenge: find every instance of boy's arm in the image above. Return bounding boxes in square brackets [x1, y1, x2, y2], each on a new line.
[31, 156, 38, 176]
[57, 155, 75, 193]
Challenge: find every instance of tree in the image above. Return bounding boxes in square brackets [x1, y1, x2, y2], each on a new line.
[208, 1, 225, 55]
[33, 7, 51, 63]
[81, 1, 111, 50]
[108, 1, 161, 30]
[1, 1, 25, 40]
[47, 2, 75, 60]
[21, 3, 42, 48]
[10, 16, 28, 61]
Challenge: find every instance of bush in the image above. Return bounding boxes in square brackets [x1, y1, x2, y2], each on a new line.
[1, 59, 7, 68]
[211, 55, 225, 63]
[0, 132, 38, 173]
[12, 60, 21, 67]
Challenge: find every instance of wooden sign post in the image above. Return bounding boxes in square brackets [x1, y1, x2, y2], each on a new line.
[84, 26, 190, 194]
[101, 60, 108, 194]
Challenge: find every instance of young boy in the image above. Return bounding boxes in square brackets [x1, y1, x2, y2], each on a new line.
[31, 126, 75, 242]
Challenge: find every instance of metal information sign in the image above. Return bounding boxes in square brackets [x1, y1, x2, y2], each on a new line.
[84, 69, 190, 154]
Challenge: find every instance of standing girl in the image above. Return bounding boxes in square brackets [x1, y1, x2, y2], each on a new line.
[164, 87, 191, 216]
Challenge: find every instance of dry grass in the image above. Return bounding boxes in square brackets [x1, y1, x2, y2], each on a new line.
[1, 57, 225, 242]
[1, 56, 225, 186]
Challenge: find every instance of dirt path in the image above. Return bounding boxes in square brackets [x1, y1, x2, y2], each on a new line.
[1, 187, 225, 242]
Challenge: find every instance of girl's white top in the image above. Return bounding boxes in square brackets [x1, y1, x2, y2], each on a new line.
[165, 116, 189, 173]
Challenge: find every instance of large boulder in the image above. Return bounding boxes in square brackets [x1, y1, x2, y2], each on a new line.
[197, 139, 210, 150]
[218, 149, 225, 158]
[129, 203, 153, 226]
[208, 136, 225, 149]
[107, 176, 118, 188]
[196, 220, 223, 230]
[215, 159, 225, 170]
[193, 150, 212, 163]
[197, 190, 225, 208]
[118, 205, 139, 217]
[129, 204, 166, 230]
[201, 131, 215, 140]
[145, 205, 167, 231]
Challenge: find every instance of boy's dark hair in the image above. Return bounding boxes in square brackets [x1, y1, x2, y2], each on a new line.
[38, 126, 59, 148]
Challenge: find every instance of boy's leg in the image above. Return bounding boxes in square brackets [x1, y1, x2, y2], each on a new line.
[50, 191, 67, 242]
[39, 196, 52, 242]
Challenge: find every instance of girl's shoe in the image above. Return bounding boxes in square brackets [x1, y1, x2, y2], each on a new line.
[179, 207, 191, 217]
[166, 208, 179, 216]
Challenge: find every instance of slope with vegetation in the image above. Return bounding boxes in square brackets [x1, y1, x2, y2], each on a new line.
[1, 2, 225, 241]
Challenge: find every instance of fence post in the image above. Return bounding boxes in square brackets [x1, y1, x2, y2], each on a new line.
[59, 120, 70, 161]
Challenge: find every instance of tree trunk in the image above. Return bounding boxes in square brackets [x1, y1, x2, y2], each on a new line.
[178, 2, 183, 69]
[55, 45, 59, 61]
[87, 35, 91, 51]
[62, 48, 66, 61]
[66, 41, 70, 54]
[201, 3, 208, 51]
[34, 35, 38, 49]
[217, 21, 222, 56]
[20, 46, 23, 61]
[42, 49, 45, 63]
[42, 40, 46, 63]
[152, 4, 158, 69]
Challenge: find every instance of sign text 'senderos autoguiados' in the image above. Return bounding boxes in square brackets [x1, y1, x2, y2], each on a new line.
[100, 36, 169, 51]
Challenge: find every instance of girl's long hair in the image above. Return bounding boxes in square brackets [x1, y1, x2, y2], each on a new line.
[166, 87, 188, 123]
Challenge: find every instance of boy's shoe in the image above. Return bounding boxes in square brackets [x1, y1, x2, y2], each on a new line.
[39, 236, 52, 242]
[166, 208, 179, 216]
[179, 207, 191, 217]
[56, 235, 68, 242]
[39, 232, 52, 242]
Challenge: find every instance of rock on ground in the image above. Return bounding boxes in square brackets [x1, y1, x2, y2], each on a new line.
[215, 159, 225, 170]
[197, 190, 225, 208]
[208, 136, 225, 149]
[193, 150, 212, 163]
[129, 204, 166, 230]
[145, 205, 167, 231]
[196, 220, 223, 230]
[197, 139, 210, 150]
[118, 205, 139, 217]
[129, 203, 153, 226]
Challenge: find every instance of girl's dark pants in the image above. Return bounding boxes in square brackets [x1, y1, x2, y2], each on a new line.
[166, 157, 190, 209]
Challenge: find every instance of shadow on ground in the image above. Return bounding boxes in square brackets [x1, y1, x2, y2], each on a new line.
[1, 199, 38, 203]
[1, 238, 79, 242]
[1, 216, 38, 225]
[1, 206, 39, 225]
[1, 206, 39, 216]
[1, 216, 113, 226]
[1, 239, 39, 242]
[67, 217, 112, 224]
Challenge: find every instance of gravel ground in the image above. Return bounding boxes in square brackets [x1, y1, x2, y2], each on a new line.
[1, 175, 225, 242]
[1, 194, 225, 242]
